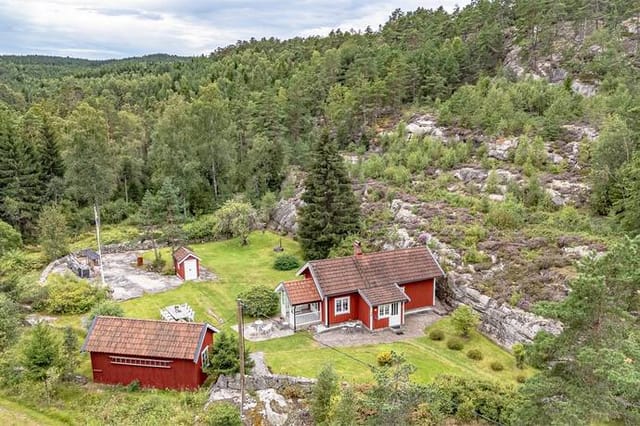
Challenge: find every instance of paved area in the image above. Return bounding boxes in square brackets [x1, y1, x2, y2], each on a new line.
[313, 310, 442, 348]
[47, 250, 217, 301]
[232, 319, 294, 342]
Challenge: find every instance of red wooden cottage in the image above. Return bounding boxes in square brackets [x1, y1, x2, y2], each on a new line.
[82, 316, 218, 390]
[173, 247, 200, 281]
[276, 243, 444, 331]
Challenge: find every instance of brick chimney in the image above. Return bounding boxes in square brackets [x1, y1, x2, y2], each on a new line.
[353, 240, 363, 256]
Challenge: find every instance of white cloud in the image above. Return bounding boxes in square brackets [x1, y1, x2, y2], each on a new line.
[0, 0, 468, 59]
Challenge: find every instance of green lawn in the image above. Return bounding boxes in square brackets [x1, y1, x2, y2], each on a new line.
[122, 231, 302, 326]
[253, 317, 534, 385]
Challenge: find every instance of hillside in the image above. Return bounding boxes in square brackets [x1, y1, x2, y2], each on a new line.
[1, 1, 640, 424]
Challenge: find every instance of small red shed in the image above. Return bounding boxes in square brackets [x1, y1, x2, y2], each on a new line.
[173, 247, 201, 281]
[82, 316, 218, 390]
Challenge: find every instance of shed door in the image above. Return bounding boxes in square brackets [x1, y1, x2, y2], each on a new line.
[389, 303, 401, 327]
[184, 259, 198, 280]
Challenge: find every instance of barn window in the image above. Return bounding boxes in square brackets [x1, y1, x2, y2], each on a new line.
[335, 297, 350, 314]
[109, 356, 172, 368]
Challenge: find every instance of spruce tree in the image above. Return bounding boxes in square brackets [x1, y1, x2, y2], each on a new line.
[298, 130, 360, 260]
[0, 105, 41, 236]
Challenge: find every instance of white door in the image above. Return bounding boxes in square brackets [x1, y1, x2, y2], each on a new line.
[184, 259, 198, 280]
[389, 302, 401, 327]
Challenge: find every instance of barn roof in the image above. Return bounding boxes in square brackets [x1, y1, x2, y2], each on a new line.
[276, 278, 321, 305]
[172, 246, 200, 264]
[82, 317, 218, 362]
[300, 246, 444, 299]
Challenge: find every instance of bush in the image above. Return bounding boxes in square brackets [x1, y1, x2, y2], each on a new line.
[100, 199, 138, 224]
[490, 361, 504, 371]
[447, 337, 464, 351]
[183, 214, 218, 242]
[485, 200, 525, 230]
[451, 305, 480, 337]
[206, 332, 254, 380]
[202, 402, 241, 426]
[238, 285, 279, 318]
[0, 220, 22, 256]
[86, 300, 124, 328]
[376, 350, 394, 366]
[428, 329, 445, 341]
[512, 343, 526, 369]
[273, 254, 300, 271]
[467, 349, 484, 360]
[45, 273, 105, 314]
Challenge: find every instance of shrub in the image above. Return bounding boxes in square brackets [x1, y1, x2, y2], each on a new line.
[451, 305, 480, 337]
[512, 343, 526, 369]
[516, 374, 527, 383]
[376, 351, 394, 366]
[238, 285, 279, 318]
[45, 273, 105, 314]
[0, 220, 22, 256]
[485, 200, 525, 230]
[202, 402, 241, 426]
[447, 337, 464, 351]
[86, 300, 124, 328]
[467, 349, 484, 360]
[428, 329, 445, 341]
[100, 199, 138, 224]
[205, 332, 254, 379]
[183, 214, 218, 242]
[273, 254, 300, 271]
[490, 361, 504, 371]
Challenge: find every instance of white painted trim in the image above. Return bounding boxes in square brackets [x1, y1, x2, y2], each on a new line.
[369, 306, 373, 331]
[378, 304, 391, 319]
[433, 276, 437, 306]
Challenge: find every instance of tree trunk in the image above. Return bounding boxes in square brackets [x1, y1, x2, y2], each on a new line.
[212, 161, 219, 199]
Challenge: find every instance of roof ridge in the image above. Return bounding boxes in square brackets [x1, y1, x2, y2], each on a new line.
[95, 316, 206, 327]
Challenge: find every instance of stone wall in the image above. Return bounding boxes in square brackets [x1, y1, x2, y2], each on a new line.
[213, 373, 315, 394]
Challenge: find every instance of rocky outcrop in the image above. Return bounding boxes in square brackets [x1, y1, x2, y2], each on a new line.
[208, 353, 315, 426]
[487, 138, 518, 160]
[406, 114, 446, 139]
[446, 272, 563, 348]
[270, 197, 303, 234]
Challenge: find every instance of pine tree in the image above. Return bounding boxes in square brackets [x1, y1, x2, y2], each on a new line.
[0, 105, 41, 236]
[298, 131, 361, 260]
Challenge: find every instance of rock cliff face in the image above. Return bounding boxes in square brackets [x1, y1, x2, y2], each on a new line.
[444, 272, 562, 348]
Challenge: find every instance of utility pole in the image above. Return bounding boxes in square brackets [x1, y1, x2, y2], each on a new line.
[237, 299, 245, 419]
[94, 202, 105, 286]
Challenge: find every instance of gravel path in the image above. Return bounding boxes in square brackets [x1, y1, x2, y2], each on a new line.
[250, 352, 272, 376]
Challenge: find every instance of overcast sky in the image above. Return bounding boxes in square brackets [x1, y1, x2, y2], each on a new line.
[0, 1, 465, 59]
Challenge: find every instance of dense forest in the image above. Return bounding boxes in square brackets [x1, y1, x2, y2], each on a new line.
[1, 0, 640, 424]
[0, 0, 637, 241]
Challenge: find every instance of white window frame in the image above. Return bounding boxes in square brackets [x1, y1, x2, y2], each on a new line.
[378, 304, 391, 319]
[201, 346, 210, 367]
[334, 297, 350, 315]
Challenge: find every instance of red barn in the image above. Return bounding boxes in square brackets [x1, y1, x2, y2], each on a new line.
[276, 243, 444, 331]
[82, 316, 218, 390]
[173, 247, 200, 281]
